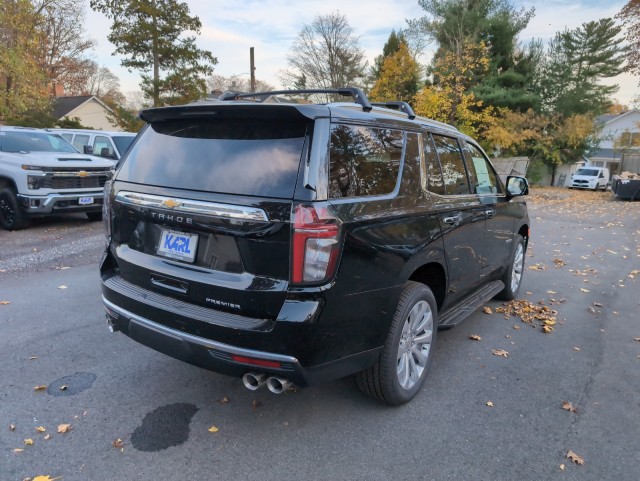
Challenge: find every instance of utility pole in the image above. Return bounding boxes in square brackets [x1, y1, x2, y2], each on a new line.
[250, 47, 256, 93]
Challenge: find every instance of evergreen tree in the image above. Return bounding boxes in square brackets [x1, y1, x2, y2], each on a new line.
[90, 0, 217, 106]
[370, 30, 406, 81]
[536, 18, 627, 116]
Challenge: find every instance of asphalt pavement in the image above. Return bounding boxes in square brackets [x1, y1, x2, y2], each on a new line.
[1, 189, 639, 481]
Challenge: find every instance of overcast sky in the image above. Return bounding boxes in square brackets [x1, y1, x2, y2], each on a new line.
[85, 0, 638, 106]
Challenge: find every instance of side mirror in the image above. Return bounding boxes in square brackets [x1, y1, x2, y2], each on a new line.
[506, 176, 529, 197]
[83, 145, 93, 154]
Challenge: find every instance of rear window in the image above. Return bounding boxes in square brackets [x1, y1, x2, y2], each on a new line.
[116, 118, 307, 198]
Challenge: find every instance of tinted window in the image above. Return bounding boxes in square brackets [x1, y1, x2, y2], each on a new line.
[462, 142, 501, 194]
[575, 168, 599, 176]
[112, 136, 135, 156]
[72, 134, 90, 151]
[329, 124, 402, 198]
[94, 135, 114, 157]
[431, 134, 469, 195]
[117, 118, 307, 198]
[423, 134, 445, 195]
[0, 131, 77, 153]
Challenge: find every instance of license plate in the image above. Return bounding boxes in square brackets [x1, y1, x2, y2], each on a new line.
[157, 229, 198, 263]
[79, 196, 94, 205]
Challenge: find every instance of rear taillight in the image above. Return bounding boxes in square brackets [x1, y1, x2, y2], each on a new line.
[291, 204, 341, 285]
[103, 180, 112, 241]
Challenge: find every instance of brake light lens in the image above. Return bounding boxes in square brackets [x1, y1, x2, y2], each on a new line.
[291, 204, 341, 285]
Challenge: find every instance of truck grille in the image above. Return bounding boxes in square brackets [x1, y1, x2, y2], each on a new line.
[42, 169, 111, 190]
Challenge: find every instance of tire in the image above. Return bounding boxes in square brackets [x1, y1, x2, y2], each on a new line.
[356, 281, 438, 406]
[0, 187, 30, 231]
[86, 211, 103, 222]
[496, 234, 525, 300]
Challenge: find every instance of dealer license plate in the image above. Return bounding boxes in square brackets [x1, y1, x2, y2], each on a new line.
[78, 196, 94, 205]
[157, 229, 198, 263]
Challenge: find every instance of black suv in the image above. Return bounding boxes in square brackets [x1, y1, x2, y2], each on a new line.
[100, 88, 529, 405]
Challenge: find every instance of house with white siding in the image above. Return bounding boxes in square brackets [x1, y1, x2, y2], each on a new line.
[53, 95, 121, 131]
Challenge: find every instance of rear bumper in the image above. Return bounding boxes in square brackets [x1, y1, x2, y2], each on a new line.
[101, 293, 381, 387]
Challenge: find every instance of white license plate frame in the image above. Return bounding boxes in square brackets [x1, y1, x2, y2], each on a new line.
[157, 229, 199, 263]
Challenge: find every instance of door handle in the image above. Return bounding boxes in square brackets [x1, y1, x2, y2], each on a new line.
[485, 209, 496, 219]
[150, 273, 189, 294]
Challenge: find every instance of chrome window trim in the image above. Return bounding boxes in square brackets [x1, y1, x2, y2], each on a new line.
[115, 191, 269, 221]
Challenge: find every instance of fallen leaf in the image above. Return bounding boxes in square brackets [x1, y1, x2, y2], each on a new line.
[208, 425, 219, 433]
[57, 424, 71, 433]
[542, 325, 554, 333]
[24, 438, 34, 445]
[44, 434, 51, 440]
[252, 399, 261, 410]
[59, 385, 67, 391]
[486, 401, 494, 407]
[57, 285, 67, 290]
[470, 335, 482, 341]
[13, 448, 24, 453]
[634, 337, 640, 342]
[567, 450, 585, 465]
[32, 477, 62, 481]
[28, 356, 38, 360]
[483, 307, 492, 314]
[35, 426, 46, 433]
[559, 464, 565, 470]
[593, 302, 603, 307]
[562, 401, 578, 413]
[0, 300, 10, 305]
[547, 290, 557, 294]
[580, 288, 590, 293]
[513, 325, 520, 330]
[217, 396, 230, 404]
[34, 385, 47, 391]
[492, 349, 509, 357]
[112, 438, 124, 449]
[10, 423, 16, 431]
[573, 347, 581, 351]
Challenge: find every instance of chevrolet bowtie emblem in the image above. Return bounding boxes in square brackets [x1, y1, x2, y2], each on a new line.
[76, 170, 90, 177]
[161, 199, 181, 209]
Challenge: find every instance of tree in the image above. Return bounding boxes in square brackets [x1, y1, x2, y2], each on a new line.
[413, 42, 498, 142]
[369, 42, 420, 103]
[0, 0, 50, 121]
[407, 0, 539, 112]
[90, 0, 217, 106]
[64, 60, 126, 104]
[207, 74, 275, 94]
[617, 0, 640, 81]
[370, 30, 406, 81]
[284, 12, 367, 92]
[536, 18, 627, 117]
[38, 0, 96, 97]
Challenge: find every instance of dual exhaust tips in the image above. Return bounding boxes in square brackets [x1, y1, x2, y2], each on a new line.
[242, 372, 293, 394]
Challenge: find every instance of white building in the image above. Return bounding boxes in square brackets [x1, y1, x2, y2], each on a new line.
[588, 109, 640, 174]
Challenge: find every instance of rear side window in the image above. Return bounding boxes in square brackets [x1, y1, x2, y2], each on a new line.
[423, 134, 446, 195]
[431, 134, 470, 195]
[329, 124, 403, 198]
[94, 135, 114, 157]
[112, 136, 135, 157]
[117, 118, 307, 198]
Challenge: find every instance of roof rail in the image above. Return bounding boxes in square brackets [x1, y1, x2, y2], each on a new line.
[371, 101, 416, 120]
[220, 88, 373, 112]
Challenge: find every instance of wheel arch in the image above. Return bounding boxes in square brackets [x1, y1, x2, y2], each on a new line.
[0, 176, 18, 191]
[407, 262, 447, 312]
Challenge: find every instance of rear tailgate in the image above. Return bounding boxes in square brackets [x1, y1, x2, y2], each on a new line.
[107, 105, 314, 321]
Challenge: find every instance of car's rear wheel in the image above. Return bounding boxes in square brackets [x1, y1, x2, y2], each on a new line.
[0, 187, 29, 231]
[356, 281, 437, 405]
[496, 234, 525, 300]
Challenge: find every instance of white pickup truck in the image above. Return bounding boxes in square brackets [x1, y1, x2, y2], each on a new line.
[0, 126, 115, 230]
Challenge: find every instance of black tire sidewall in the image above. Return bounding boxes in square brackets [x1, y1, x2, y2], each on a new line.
[380, 282, 438, 405]
[0, 188, 26, 230]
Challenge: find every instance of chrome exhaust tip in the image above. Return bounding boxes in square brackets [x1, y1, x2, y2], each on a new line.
[266, 376, 293, 394]
[106, 314, 119, 333]
[242, 372, 267, 391]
